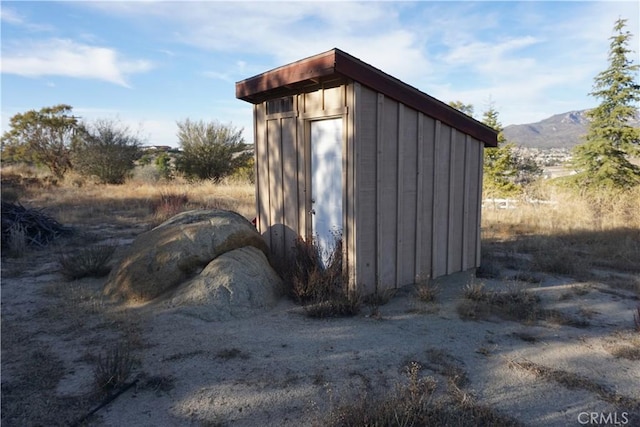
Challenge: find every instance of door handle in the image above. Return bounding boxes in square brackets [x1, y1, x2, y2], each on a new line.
[309, 209, 315, 215]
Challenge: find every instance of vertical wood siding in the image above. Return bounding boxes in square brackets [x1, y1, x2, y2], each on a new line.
[266, 119, 284, 259]
[254, 104, 269, 245]
[354, 86, 378, 293]
[354, 86, 482, 291]
[255, 85, 348, 265]
[255, 82, 483, 292]
[281, 116, 299, 261]
[345, 83, 357, 290]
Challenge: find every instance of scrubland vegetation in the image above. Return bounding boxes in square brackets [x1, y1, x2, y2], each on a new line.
[2, 158, 639, 426]
[482, 184, 640, 293]
[2, 17, 638, 427]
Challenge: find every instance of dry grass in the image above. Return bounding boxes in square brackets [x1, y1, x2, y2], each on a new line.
[457, 282, 590, 328]
[508, 359, 640, 413]
[608, 345, 640, 361]
[482, 186, 640, 285]
[1, 166, 256, 228]
[325, 352, 522, 427]
[149, 192, 189, 225]
[58, 244, 116, 280]
[484, 186, 640, 235]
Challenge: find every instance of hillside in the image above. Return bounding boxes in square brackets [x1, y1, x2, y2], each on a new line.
[503, 109, 640, 149]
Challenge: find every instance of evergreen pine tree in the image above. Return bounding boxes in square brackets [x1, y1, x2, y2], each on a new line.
[482, 106, 521, 197]
[571, 18, 640, 190]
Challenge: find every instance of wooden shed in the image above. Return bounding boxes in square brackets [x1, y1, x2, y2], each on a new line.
[235, 48, 497, 294]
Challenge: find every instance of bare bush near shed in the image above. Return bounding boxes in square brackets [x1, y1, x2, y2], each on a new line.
[58, 244, 116, 280]
[94, 345, 135, 393]
[283, 236, 360, 318]
[415, 275, 439, 302]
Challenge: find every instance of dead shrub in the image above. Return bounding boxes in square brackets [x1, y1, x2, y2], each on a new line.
[488, 287, 541, 323]
[149, 192, 189, 225]
[284, 237, 324, 302]
[326, 362, 437, 427]
[532, 245, 586, 277]
[608, 345, 640, 361]
[1, 201, 71, 252]
[542, 309, 590, 329]
[284, 236, 360, 318]
[415, 276, 439, 303]
[6, 224, 28, 258]
[325, 357, 522, 427]
[458, 284, 544, 324]
[463, 282, 488, 301]
[58, 244, 116, 280]
[93, 345, 135, 393]
[304, 289, 362, 318]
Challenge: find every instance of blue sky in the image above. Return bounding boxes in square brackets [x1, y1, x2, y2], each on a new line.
[1, 1, 639, 147]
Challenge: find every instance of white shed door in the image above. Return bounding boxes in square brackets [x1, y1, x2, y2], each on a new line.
[311, 118, 343, 265]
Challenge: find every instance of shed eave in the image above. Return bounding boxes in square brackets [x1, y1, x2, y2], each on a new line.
[235, 50, 339, 103]
[235, 48, 498, 147]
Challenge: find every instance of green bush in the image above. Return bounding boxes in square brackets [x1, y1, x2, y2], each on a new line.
[175, 119, 251, 182]
[72, 119, 142, 184]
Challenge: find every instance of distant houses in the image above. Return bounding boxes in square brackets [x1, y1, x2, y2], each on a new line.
[142, 145, 175, 152]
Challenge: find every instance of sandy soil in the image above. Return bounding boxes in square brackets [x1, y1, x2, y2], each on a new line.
[1, 222, 639, 426]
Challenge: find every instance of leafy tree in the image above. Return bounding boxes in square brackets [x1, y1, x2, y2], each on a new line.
[72, 119, 143, 184]
[138, 153, 153, 166]
[175, 119, 251, 181]
[449, 100, 474, 118]
[1, 104, 79, 178]
[155, 152, 173, 180]
[571, 18, 640, 190]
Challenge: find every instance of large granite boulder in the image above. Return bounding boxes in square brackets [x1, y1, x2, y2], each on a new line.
[105, 210, 272, 302]
[164, 246, 283, 321]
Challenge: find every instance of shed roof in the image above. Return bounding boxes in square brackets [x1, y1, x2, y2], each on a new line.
[236, 48, 498, 147]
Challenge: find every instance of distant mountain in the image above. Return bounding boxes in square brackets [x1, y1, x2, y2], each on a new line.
[503, 109, 640, 149]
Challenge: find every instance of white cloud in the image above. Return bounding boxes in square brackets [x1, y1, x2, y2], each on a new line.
[78, 1, 429, 83]
[1, 39, 153, 87]
[38, 1, 640, 127]
[0, 6, 54, 32]
[1, 8, 23, 25]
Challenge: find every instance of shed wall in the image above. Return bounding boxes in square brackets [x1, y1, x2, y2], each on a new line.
[353, 85, 483, 293]
[254, 82, 484, 294]
[254, 84, 350, 267]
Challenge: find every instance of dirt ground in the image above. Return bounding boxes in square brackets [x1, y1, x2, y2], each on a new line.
[1, 219, 639, 426]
